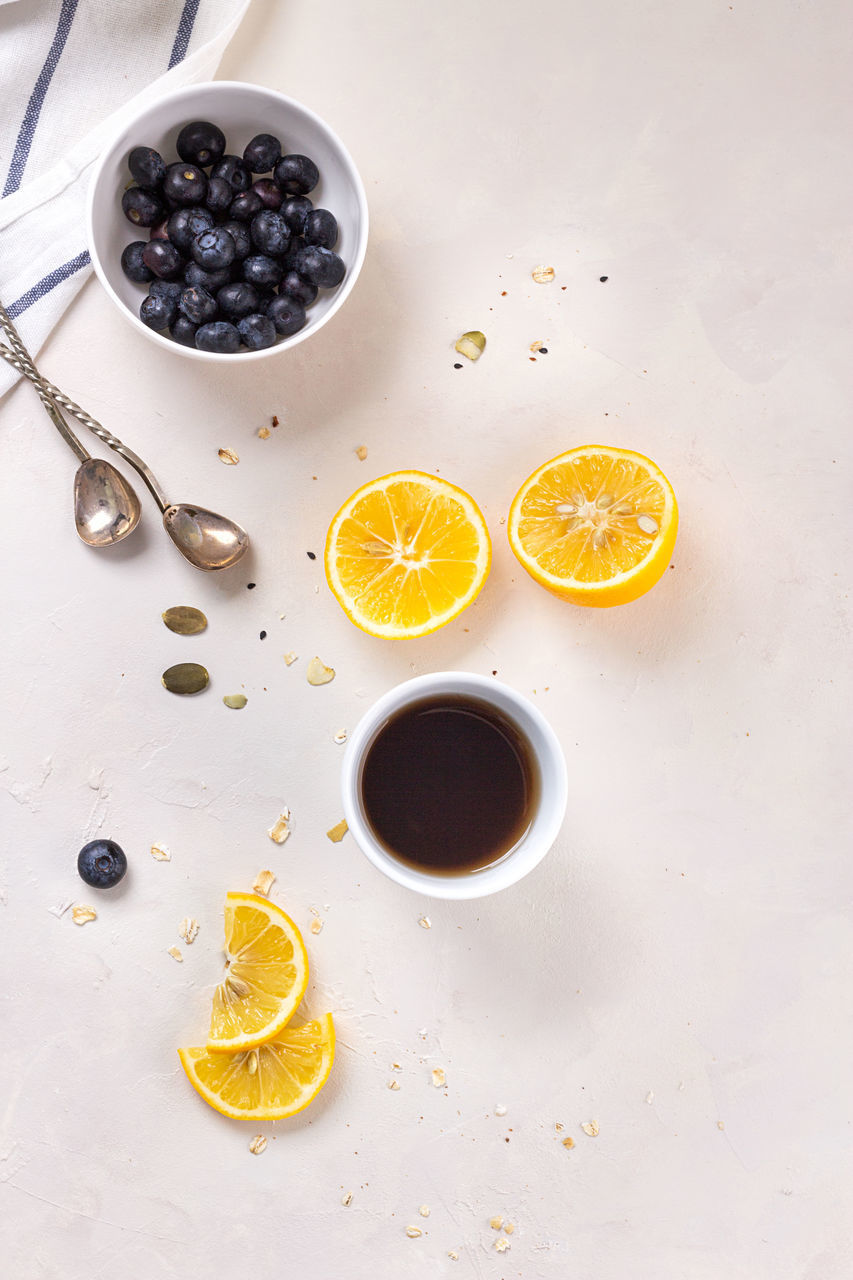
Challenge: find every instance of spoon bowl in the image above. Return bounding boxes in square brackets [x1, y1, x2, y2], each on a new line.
[163, 504, 249, 571]
[74, 457, 142, 547]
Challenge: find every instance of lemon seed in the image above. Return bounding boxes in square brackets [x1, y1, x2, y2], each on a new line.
[637, 514, 659, 535]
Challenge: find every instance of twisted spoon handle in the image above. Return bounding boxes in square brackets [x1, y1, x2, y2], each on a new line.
[0, 302, 91, 465]
[0, 340, 169, 513]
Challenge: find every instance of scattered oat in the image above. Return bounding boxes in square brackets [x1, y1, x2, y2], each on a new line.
[505, 1222, 515, 1235]
[248, 1134, 267, 1155]
[554, 1121, 564, 1130]
[150, 841, 171, 862]
[166, 945, 183, 962]
[310, 917, 324, 935]
[431, 1067, 446, 1088]
[495, 1237, 511, 1253]
[581, 1120, 600, 1137]
[645, 1090, 654, 1105]
[530, 339, 544, 352]
[341, 1191, 353, 1206]
[418, 915, 431, 929]
[333, 729, 348, 745]
[405, 1226, 423, 1239]
[218, 447, 239, 465]
[178, 917, 199, 944]
[717, 1120, 725, 1131]
[495, 1104, 507, 1117]
[267, 810, 291, 844]
[253, 869, 276, 896]
[388, 1079, 401, 1091]
[283, 651, 298, 666]
[419, 1205, 430, 1218]
[531, 264, 555, 284]
[489, 1216, 504, 1231]
[355, 445, 368, 460]
[71, 905, 97, 926]
[447, 1250, 459, 1261]
[326, 819, 348, 843]
[306, 656, 335, 686]
[258, 427, 271, 439]
[562, 1136, 575, 1150]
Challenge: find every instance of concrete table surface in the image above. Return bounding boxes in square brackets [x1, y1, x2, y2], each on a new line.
[1, 2, 850, 1277]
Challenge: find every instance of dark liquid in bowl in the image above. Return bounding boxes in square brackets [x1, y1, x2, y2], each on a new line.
[360, 694, 538, 874]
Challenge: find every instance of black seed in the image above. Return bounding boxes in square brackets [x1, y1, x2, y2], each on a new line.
[260, 630, 267, 639]
[600, 276, 608, 282]
[307, 551, 316, 560]
[247, 582, 256, 589]
[539, 347, 549, 354]
[453, 362, 463, 369]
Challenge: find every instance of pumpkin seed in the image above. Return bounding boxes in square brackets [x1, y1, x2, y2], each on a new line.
[454, 329, 486, 361]
[223, 694, 248, 709]
[161, 662, 209, 695]
[162, 605, 208, 635]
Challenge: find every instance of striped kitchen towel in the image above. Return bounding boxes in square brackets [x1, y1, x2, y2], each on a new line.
[0, 0, 250, 397]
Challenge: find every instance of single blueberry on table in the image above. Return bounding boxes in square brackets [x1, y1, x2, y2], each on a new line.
[178, 285, 218, 326]
[252, 178, 283, 211]
[238, 313, 277, 350]
[171, 315, 199, 347]
[120, 241, 153, 284]
[140, 293, 177, 330]
[220, 219, 251, 260]
[303, 208, 338, 249]
[229, 189, 264, 222]
[141, 239, 183, 280]
[167, 206, 215, 252]
[273, 153, 319, 196]
[243, 133, 282, 173]
[242, 254, 283, 289]
[176, 120, 226, 168]
[183, 260, 232, 293]
[266, 293, 307, 336]
[210, 154, 251, 194]
[149, 279, 183, 303]
[195, 320, 241, 353]
[205, 175, 233, 214]
[162, 162, 208, 207]
[250, 210, 290, 257]
[78, 838, 128, 888]
[127, 146, 166, 190]
[292, 243, 345, 287]
[121, 186, 164, 228]
[216, 281, 260, 320]
[280, 195, 312, 234]
[191, 227, 236, 271]
[279, 269, 318, 306]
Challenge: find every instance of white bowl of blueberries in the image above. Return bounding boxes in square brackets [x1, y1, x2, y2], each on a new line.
[87, 80, 368, 358]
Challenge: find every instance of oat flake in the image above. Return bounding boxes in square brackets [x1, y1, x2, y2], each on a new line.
[581, 1120, 600, 1137]
[267, 810, 291, 844]
[355, 445, 368, 460]
[431, 1067, 446, 1088]
[531, 265, 555, 284]
[258, 427, 271, 440]
[342, 1191, 353, 1207]
[218, 447, 239, 465]
[489, 1216, 504, 1231]
[310, 917, 323, 935]
[405, 1226, 423, 1239]
[167, 945, 183, 962]
[495, 1237, 511, 1253]
[418, 915, 431, 929]
[248, 1134, 267, 1155]
[306, 656, 335, 686]
[495, 1104, 507, 1117]
[253, 869, 276, 896]
[419, 1205, 430, 1217]
[562, 1136, 575, 1150]
[388, 1079, 401, 1091]
[71, 905, 96, 926]
[283, 651, 298, 666]
[150, 841, 171, 862]
[326, 819, 348, 843]
[333, 729, 348, 745]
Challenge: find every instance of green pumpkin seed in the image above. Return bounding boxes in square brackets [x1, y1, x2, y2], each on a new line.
[162, 606, 208, 636]
[162, 662, 209, 695]
[223, 694, 248, 709]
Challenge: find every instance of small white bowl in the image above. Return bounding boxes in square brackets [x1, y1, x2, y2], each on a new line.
[87, 80, 368, 362]
[341, 672, 568, 900]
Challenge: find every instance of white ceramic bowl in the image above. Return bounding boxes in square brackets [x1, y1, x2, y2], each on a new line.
[341, 672, 568, 900]
[87, 80, 368, 362]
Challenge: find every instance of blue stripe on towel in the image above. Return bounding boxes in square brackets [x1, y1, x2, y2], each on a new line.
[7, 250, 91, 319]
[168, 0, 202, 68]
[2, 0, 80, 197]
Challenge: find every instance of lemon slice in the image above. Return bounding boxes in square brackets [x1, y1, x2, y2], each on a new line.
[508, 445, 678, 606]
[179, 1013, 335, 1120]
[207, 892, 309, 1053]
[325, 470, 491, 638]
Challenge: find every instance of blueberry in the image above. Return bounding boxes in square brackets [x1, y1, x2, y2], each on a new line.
[121, 241, 153, 283]
[238, 313, 277, 350]
[149, 279, 183, 303]
[149, 217, 170, 242]
[191, 227, 236, 271]
[252, 178, 283, 211]
[243, 133, 282, 173]
[78, 838, 128, 888]
[176, 120, 226, 168]
[250, 210, 290, 257]
[266, 293, 307, 336]
[171, 315, 199, 347]
[210, 154, 251, 194]
[167, 206, 215, 251]
[292, 243, 345, 287]
[183, 260, 232, 292]
[163, 162, 208, 207]
[303, 208, 338, 249]
[203, 176, 231, 216]
[140, 293, 177, 329]
[122, 186, 164, 228]
[242, 254, 283, 289]
[273, 153, 319, 196]
[216, 281, 260, 320]
[128, 146, 166, 190]
[142, 239, 183, 280]
[229, 189, 265, 222]
[280, 195, 312, 234]
[196, 320, 241, 353]
[178, 285, 218, 325]
[220, 219, 251, 259]
[279, 269, 318, 306]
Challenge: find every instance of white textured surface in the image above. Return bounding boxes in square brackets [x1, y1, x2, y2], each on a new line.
[1, 2, 851, 1277]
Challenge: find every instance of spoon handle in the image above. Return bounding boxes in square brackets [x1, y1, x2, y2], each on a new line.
[0, 339, 170, 514]
[0, 303, 91, 465]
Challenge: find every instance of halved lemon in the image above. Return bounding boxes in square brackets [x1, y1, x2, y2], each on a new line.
[325, 471, 491, 639]
[179, 1013, 335, 1120]
[207, 892, 309, 1053]
[508, 445, 678, 607]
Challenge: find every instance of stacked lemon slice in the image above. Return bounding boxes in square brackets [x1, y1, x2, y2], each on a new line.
[178, 892, 335, 1120]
